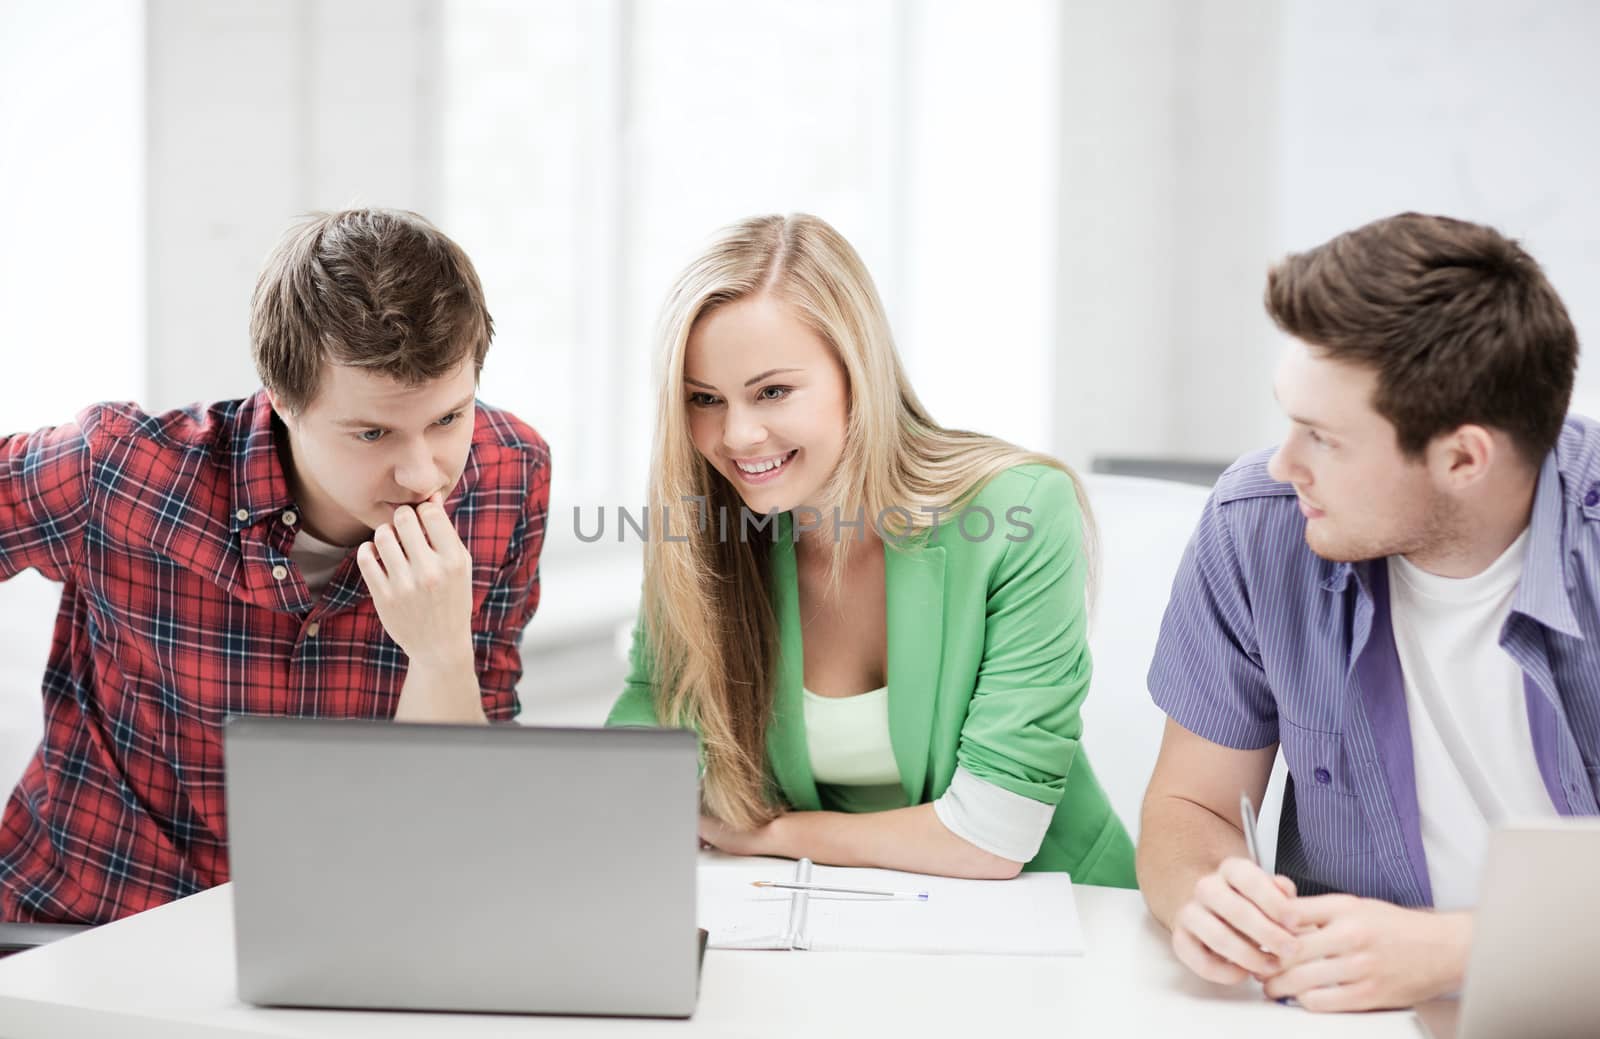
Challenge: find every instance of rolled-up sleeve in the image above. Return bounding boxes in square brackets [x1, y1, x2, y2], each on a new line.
[954, 470, 1091, 814]
[933, 766, 1055, 861]
[0, 412, 97, 583]
[1146, 491, 1278, 749]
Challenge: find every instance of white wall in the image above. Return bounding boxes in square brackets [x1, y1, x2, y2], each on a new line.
[11, 1, 1600, 482]
[1278, 0, 1600, 422]
[1053, 0, 1180, 470]
[1168, 0, 1284, 462]
[0, 0, 144, 427]
[1117, 0, 1600, 470]
[899, 0, 1059, 455]
[144, 0, 437, 412]
[1050, 0, 1289, 471]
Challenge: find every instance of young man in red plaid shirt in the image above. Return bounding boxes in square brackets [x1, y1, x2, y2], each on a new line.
[0, 209, 550, 925]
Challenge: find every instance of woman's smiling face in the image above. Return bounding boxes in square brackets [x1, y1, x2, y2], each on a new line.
[682, 294, 850, 517]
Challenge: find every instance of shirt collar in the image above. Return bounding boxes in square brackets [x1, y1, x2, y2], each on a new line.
[229, 390, 297, 533]
[1510, 449, 1583, 639]
[1321, 560, 1356, 594]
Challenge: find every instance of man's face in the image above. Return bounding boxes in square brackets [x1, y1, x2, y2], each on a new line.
[272, 361, 478, 546]
[1265, 339, 1448, 563]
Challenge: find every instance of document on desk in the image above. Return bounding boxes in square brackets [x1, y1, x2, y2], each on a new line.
[697, 860, 1084, 956]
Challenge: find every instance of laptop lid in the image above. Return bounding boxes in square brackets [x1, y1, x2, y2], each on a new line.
[225, 719, 700, 1017]
[1431, 819, 1600, 1039]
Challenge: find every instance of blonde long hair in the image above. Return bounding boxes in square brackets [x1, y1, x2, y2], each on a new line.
[644, 213, 1097, 829]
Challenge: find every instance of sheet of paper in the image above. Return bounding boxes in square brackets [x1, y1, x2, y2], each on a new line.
[698, 860, 1084, 956]
[697, 860, 803, 950]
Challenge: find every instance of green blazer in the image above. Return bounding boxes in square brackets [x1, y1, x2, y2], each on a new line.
[607, 464, 1136, 888]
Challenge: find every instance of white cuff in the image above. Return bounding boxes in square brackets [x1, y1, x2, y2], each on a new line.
[932, 766, 1055, 863]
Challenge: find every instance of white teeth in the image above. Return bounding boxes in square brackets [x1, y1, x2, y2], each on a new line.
[736, 451, 793, 475]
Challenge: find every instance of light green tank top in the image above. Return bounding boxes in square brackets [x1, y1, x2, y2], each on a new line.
[801, 687, 907, 814]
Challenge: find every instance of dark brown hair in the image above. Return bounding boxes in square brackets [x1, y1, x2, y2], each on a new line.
[1265, 212, 1578, 464]
[250, 209, 494, 413]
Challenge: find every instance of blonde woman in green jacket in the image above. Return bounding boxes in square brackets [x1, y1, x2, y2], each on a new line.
[608, 213, 1134, 887]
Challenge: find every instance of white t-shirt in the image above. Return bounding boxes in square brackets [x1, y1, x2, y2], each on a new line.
[1387, 529, 1558, 911]
[289, 527, 353, 597]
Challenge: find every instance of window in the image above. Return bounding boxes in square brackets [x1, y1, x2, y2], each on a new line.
[440, 0, 908, 539]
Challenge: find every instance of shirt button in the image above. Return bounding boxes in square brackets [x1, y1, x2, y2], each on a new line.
[236, 509, 250, 522]
[282, 510, 298, 526]
[306, 621, 320, 638]
[1314, 766, 1332, 785]
[1585, 490, 1599, 508]
[271, 564, 289, 581]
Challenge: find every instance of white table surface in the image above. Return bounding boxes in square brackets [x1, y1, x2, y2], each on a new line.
[0, 879, 1423, 1038]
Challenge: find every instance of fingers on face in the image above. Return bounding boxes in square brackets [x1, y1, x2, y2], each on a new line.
[391, 505, 433, 560]
[362, 497, 465, 598]
[372, 523, 410, 581]
[355, 541, 386, 589]
[390, 501, 468, 583]
[416, 499, 466, 560]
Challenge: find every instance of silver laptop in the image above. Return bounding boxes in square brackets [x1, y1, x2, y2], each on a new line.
[1415, 819, 1600, 1039]
[224, 718, 702, 1017]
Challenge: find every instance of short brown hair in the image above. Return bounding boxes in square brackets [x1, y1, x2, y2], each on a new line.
[1265, 212, 1578, 464]
[250, 209, 494, 413]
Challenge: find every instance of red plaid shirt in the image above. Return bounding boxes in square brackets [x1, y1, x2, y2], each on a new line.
[0, 391, 549, 923]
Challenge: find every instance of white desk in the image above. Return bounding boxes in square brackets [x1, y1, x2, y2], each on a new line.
[0, 881, 1420, 1038]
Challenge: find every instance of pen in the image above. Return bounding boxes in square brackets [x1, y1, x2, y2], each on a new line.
[1240, 792, 1265, 869]
[1242, 790, 1298, 1006]
[753, 880, 930, 901]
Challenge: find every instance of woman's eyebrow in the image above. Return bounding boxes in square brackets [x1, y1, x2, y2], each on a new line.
[684, 368, 802, 391]
[742, 368, 801, 387]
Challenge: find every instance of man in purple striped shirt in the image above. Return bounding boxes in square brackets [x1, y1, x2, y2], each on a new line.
[1138, 213, 1599, 1012]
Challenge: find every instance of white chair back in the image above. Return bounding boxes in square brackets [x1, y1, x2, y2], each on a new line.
[0, 571, 59, 794]
[1079, 473, 1212, 843]
[1079, 472, 1287, 859]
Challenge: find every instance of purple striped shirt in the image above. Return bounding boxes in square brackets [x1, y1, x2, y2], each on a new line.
[1149, 416, 1600, 907]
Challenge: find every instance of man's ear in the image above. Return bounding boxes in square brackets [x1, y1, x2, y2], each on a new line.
[266, 390, 295, 426]
[1432, 424, 1495, 490]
